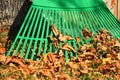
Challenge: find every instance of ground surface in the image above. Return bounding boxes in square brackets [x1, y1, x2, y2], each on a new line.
[0, 24, 120, 80]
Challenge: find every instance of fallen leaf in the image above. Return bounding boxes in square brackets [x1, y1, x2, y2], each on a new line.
[0, 25, 9, 32]
[0, 47, 6, 54]
[0, 54, 6, 64]
[101, 46, 107, 51]
[80, 52, 97, 59]
[43, 53, 49, 63]
[80, 69, 88, 74]
[90, 48, 96, 53]
[48, 35, 57, 42]
[117, 53, 120, 60]
[58, 50, 64, 56]
[9, 63, 16, 67]
[60, 73, 71, 80]
[1, 37, 7, 43]
[102, 58, 111, 64]
[28, 65, 38, 73]
[21, 67, 31, 75]
[101, 28, 108, 33]
[68, 62, 79, 69]
[42, 69, 52, 78]
[80, 61, 90, 70]
[47, 53, 56, 63]
[116, 60, 120, 69]
[11, 58, 26, 67]
[98, 77, 103, 80]
[59, 57, 65, 64]
[51, 25, 59, 36]
[114, 41, 120, 47]
[59, 33, 73, 42]
[5, 57, 12, 64]
[115, 74, 120, 80]
[62, 43, 77, 53]
[53, 63, 61, 72]
[26, 59, 36, 65]
[80, 45, 87, 52]
[75, 37, 80, 44]
[4, 77, 14, 80]
[0, 43, 2, 47]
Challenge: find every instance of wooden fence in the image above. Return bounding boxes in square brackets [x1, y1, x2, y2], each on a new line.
[105, 0, 120, 20]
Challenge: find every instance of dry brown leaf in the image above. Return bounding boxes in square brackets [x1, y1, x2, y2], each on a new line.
[26, 59, 36, 65]
[75, 37, 80, 44]
[98, 77, 103, 80]
[62, 43, 76, 52]
[4, 77, 15, 80]
[0, 43, 2, 47]
[5, 56, 12, 64]
[42, 69, 52, 78]
[90, 48, 96, 53]
[101, 46, 107, 51]
[80, 61, 89, 69]
[80, 45, 87, 52]
[68, 62, 79, 69]
[114, 41, 120, 47]
[0, 47, 6, 54]
[0, 54, 6, 64]
[47, 53, 56, 63]
[81, 52, 97, 59]
[28, 65, 38, 73]
[98, 64, 112, 73]
[115, 74, 120, 80]
[0, 25, 9, 32]
[59, 57, 65, 64]
[100, 33, 106, 40]
[58, 50, 64, 56]
[9, 63, 16, 67]
[48, 35, 57, 42]
[116, 60, 120, 69]
[59, 33, 73, 42]
[22, 67, 31, 75]
[51, 25, 59, 36]
[60, 73, 71, 80]
[1, 38, 7, 43]
[11, 58, 26, 67]
[117, 53, 120, 60]
[53, 63, 61, 72]
[80, 69, 88, 74]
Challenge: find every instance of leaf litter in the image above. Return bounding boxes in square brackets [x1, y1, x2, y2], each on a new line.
[0, 24, 120, 79]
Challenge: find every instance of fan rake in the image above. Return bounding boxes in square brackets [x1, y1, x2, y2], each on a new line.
[7, 0, 120, 62]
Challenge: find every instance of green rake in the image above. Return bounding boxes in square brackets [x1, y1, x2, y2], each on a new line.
[7, 0, 120, 62]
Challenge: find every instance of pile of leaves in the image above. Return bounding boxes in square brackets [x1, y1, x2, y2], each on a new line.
[0, 24, 120, 80]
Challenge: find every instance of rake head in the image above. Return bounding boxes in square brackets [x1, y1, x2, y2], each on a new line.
[7, 0, 120, 62]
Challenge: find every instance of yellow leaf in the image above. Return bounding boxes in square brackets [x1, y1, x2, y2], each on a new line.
[102, 58, 111, 64]
[43, 53, 49, 62]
